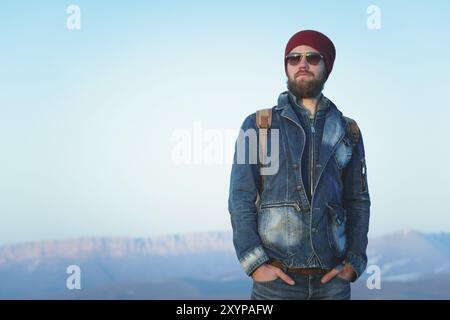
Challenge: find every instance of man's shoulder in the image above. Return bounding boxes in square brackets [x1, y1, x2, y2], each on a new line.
[242, 91, 289, 126]
[323, 96, 363, 146]
[241, 105, 278, 129]
[342, 115, 361, 145]
[342, 115, 359, 127]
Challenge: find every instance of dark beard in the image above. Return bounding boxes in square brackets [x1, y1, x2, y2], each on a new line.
[287, 73, 327, 99]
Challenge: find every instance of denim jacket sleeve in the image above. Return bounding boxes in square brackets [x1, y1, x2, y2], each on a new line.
[342, 127, 371, 281]
[228, 114, 270, 276]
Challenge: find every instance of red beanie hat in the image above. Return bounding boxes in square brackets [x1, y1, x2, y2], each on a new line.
[284, 30, 336, 75]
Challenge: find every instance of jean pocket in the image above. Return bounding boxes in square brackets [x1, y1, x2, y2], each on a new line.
[253, 276, 280, 285]
[334, 274, 351, 284]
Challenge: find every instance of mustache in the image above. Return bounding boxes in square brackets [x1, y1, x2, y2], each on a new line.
[295, 70, 314, 77]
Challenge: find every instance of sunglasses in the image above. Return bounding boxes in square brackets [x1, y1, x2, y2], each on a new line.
[285, 52, 324, 66]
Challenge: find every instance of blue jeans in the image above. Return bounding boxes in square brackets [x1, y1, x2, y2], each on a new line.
[250, 272, 351, 300]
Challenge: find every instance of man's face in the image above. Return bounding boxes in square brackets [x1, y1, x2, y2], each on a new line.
[286, 45, 328, 99]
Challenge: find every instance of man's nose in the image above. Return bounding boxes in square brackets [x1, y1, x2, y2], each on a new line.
[298, 55, 309, 69]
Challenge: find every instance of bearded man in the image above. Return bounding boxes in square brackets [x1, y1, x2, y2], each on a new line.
[228, 30, 371, 300]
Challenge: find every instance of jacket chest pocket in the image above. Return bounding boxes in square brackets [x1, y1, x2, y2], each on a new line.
[333, 138, 353, 169]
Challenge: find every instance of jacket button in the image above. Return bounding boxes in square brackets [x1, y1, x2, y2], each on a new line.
[296, 185, 303, 191]
[312, 227, 318, 233]
[293, 164, 299, 170]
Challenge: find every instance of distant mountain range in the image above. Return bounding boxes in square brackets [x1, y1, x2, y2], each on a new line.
[0, 230, 449, 299]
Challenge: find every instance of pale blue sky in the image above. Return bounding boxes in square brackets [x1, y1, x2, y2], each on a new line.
[0, 1, 449, 245]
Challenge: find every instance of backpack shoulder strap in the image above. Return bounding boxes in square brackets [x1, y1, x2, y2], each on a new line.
[343, 116, 360, 146]
[256, 108, 272, 130]
[255, 108, 272, 199]
[256, 108, 272, 166]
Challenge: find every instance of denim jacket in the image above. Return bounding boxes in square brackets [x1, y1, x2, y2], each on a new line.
[228, 91, 371, 281]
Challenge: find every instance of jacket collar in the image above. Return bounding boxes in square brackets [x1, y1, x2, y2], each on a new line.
[275, 91, 331, 111]
[274, 91, 333, 127]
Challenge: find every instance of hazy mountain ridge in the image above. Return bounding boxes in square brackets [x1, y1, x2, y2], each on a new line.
[1, 229, 450, 299]
[366, 229, 450, 281]
[0, 231, 234, 265]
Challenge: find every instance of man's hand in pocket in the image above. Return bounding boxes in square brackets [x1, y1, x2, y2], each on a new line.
[251, 263, 295, 285]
